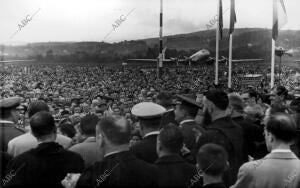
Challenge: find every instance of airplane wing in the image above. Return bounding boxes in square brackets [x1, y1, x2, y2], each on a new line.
[0, 59, 35, 63]
[231, 59, 264, 62]
[127, 59, 173, 62]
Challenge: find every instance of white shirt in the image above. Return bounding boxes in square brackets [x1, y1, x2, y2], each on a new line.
[143, 131, 160, 138]
[104, 149, 129, 158]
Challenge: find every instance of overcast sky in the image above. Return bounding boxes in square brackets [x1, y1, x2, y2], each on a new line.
[0, 0, 299, 44]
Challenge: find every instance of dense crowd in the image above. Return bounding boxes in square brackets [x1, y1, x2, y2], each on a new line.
[0, 62, 300, 188]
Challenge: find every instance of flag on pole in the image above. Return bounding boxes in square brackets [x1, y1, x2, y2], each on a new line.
[219, 0, 223, 39]
[229, 0, 236, 34]
[272, 0, 288, 40]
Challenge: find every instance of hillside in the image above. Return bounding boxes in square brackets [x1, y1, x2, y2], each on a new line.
[1, 28, 300, 64]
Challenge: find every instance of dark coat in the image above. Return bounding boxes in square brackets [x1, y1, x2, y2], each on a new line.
[155, 154, 199, 188]
[5, 142, 84, 188]
[76, 151, 158, 188]
[232, 116, 266, 160]
[180, 120, 204, 150]
[0, 123, 25, 152]
[1, 151, 12, 186]
[196, 116, 245, 187]
[130, 134, 158, 163]
[160, 110, 178, 127]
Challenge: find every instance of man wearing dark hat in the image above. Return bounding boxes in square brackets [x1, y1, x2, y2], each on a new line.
[0, 97, 25, 152]
[130, 102, 166, 163]
[196, 89, 244, 187]
[174, 95, 204, 154]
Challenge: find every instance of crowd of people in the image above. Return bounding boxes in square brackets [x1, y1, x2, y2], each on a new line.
[0, 62, 300, 188]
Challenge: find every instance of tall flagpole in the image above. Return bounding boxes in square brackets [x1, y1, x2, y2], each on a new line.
[228, 34, 233, 88]
[271, 0, 277, 88]
[215, 0, 220, 85]
[271, 39, 276, 88]
[158, 0, 163, 80]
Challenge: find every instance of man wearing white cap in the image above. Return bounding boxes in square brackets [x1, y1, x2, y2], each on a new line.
[130, 102, 166, 163]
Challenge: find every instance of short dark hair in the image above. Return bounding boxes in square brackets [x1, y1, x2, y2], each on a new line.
[80, 114, 99, 136]
[157, 92, 173, 108]
[248, 90, 257, 102]
[197, 144, 228, 176]
[290, 98, 300, 113]
[139, 117, 162, 130]
[179, 101, 199, 118]
[158, 124, 183, 153]
[266, 113, 297, 142]
[28, 100, 49, 118]
[58, 123, 76, 138]
[97, 116, 130, 145]
[30, 111, 56, 138]
[205, 89, 229, 110]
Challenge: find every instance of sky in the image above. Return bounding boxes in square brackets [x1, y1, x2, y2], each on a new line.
[0, 0, 299, 44]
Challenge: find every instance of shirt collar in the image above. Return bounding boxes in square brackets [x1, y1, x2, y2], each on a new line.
[143, 131, 160, 138]
[104, 149, 129, 158]
[0, 120, 14, 124]
[179, 119, 194, 125]
[271, 149, 291, 153]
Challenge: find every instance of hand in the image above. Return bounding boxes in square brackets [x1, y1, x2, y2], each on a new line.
[61, 173, 81, 188]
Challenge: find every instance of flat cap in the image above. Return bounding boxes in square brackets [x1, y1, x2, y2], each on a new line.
[0, 97, 21, 109]
[177, 94, 202, 108]
[131, 102, 166, 119]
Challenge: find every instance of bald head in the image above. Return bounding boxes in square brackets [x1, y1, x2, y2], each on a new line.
[265, 113, 297, 143]
[97, 116, 131, 145]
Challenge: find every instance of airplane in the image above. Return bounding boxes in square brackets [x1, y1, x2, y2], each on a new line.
[0, 45, 35, 65]
[205, 56, 264, 65]
[127, 48, 211, 65]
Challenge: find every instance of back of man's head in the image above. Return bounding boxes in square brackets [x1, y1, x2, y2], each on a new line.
[28, 100, 50, 118]
[228, 93, 244, 114]
[30, 111, 56, 139]
[205, 89, 229, 111]
[158, 124, 183, 154]
[197, 144, 228, 177]
[97, 116, 130, 145]
[80, 114, 99, 136]
[266, 113, 297, 143]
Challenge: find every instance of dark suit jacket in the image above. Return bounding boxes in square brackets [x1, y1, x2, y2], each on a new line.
[76, 151, 158, 188]
[180, 120, 204, 151]
[1, 151, 12, 186]
[0, 123, 25, 152]
[196, 116, 245, 187]
[160, 110, 178, 127]
[155, 154, 199, 187]
[5, 142, 84, 188]
[232, 116, 266, 160]
[131, 134, 158, 163]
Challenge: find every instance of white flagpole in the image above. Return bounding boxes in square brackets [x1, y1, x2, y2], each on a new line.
[271, 39, 275, 88]
[228, 34, 233, 88]
[215, 0, 220, 85]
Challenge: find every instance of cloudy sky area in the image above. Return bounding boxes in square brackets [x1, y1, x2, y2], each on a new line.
[0, 0, 299, 44]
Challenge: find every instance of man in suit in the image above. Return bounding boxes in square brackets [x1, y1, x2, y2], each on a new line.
[0, 97, 25, 152]
[70, 114, 104, 167]
[5, 111, 84, 187]
[130, 102, 166, 163]
[64, 115, 158, 188]
[156, 92, 178, 127]
[175, 94, 205, 163]
[155, 124, 198, 187]
[231, 113, 300, 188]
[196, 89, 245, 187]
[228, 93, 266, 160]
[7, 100, 72, 157]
